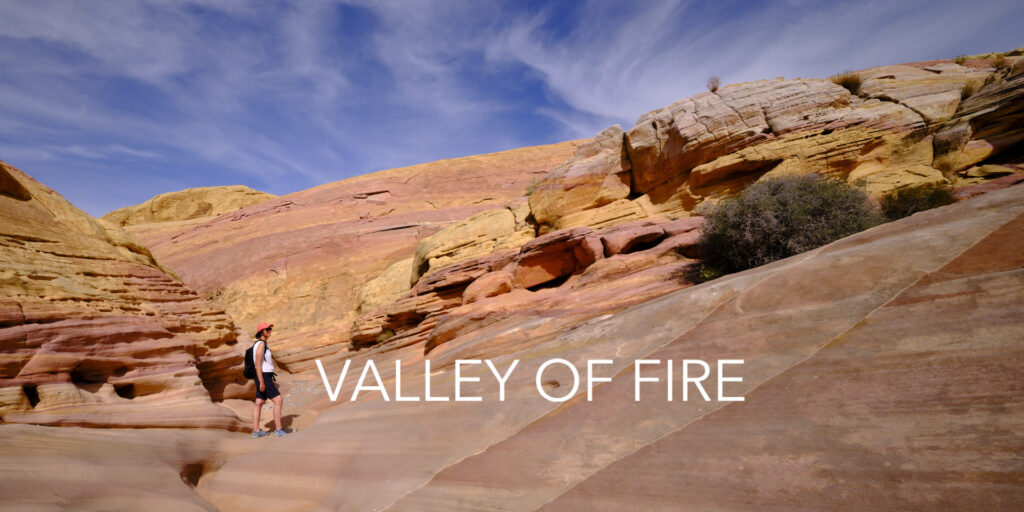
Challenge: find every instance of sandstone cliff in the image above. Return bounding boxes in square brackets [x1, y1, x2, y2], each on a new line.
[529, 52, 1022, 232]
[197, 178, 1024, 511]
[121, 140, 585, 371]
[0, 161, 248, 430]
[2, 49, 1023, 511]
[103, 185, 275, 227]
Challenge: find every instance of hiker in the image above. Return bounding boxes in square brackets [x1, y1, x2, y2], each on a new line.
[250, 322, 288, 438]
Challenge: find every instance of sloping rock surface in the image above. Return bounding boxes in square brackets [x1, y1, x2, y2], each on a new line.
[123, 141, 584, 371]
[530, 57, 1023, 231]
[0, 161, 247, 429]
[199, 180, 1024, 511]
[103, 185, 276, 226]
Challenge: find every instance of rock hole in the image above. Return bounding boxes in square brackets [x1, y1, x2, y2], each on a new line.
[180, 463, 204, 488]
[526, 273, 572, 291]
[821, 128, 834, 135]
[114, 383, 136, 400]
[22, 384, 40, 408]
[69, 367, 104, 393]
[619, 235, 667, 255]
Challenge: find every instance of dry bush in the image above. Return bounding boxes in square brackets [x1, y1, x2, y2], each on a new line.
[880, 183, 957, 221]
[706, 75, 721, 93]
[829, 70, 861, 95]
[697, 174, 883, 274]
[524, 176, 545, 196]
[992, 54, 1007, 69]
[953, 55, 967, 65]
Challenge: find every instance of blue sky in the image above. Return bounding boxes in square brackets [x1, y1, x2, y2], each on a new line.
[0, 0, 1020, 216]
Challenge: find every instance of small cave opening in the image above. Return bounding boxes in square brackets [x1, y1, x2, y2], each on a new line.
[526, 272, 572, 292]
[180, 463, 205, 488]
[114, 383, 136, 400]
[22, 384, 40, 408]
[69, 367, 104, 393]
[619, 236, 666, 255]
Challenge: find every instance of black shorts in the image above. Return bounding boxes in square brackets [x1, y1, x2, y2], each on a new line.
[254, 372, 280, 400]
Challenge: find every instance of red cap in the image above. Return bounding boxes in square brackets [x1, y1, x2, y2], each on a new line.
[256, 322, 274, 332]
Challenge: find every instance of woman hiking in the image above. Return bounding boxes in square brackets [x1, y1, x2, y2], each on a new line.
[251, 322, 288, 438]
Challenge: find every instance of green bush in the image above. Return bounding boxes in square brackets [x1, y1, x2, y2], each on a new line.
[830, 70, 861, 95]
[880, 183, 957, 221]
[697, 174, 883, 274]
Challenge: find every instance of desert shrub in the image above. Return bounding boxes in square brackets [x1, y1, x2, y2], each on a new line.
[695, 264, 723, 283]
[706, 75, 721, 93]
[829, 70, 861, 95]
[697, 174, 883, 274]
[992, 54, 1007, 69]
[961, 82, 976, 100]
[880, 183, 957, 221]
[524, 177, 541, 196]
[376, 328, 396, 344]
[984, 74, 997, 86]
[953, 55, 967, 65]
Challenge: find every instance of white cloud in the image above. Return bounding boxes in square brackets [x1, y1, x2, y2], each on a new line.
[0, 0, 1019, 216]
[486, 0, 1023, 135]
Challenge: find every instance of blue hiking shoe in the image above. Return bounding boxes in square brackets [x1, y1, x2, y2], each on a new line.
[273, 429, 289, 437]
[252, 430, 269, 438]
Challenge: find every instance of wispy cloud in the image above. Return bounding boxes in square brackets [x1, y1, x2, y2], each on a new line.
[0, 0, 1018, 216]
[486, 0, 1023, 135]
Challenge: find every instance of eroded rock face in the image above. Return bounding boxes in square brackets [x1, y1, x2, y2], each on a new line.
[528, 126, 632, 228]
[933, 61, 1024, 176]
[124, 141, 583, 371]
[103, 185, 276, 226]
[412, 207, 534, 280]
[350, 217, 704, 354]
[0, 161, 247, 430]
[527, 58, 1020, 231]
[203, 177, 1024, 512]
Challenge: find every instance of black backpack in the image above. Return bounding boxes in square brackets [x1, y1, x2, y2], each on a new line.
[243, 340, 261, 379]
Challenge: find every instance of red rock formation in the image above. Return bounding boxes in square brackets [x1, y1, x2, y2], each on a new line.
[0, 161, 247, 430]
[200, 179, 1024, 512]
[123, 141, 584, 372]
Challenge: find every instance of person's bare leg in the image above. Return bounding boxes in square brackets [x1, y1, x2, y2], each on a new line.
[271, 395, 283, 431]
[252, 398, 264, 431]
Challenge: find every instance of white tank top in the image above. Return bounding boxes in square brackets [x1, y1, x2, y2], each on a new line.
[252, 340, 274, 372]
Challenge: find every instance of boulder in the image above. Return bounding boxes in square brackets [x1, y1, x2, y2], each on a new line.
[462, 271, 515, 304]
[552, 198, 649, 231]
[356, 258, 414, 313]
[513, 228, 592, 289]
[413, 208, 534, 280]
[412, 248, 520, 296]
[528, 126, 632, 228]
[599, 222, 667, 256]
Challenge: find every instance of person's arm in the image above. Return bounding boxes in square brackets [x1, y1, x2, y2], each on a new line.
[254, 342, 266, 392]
